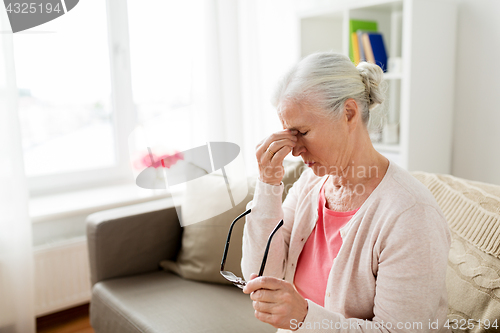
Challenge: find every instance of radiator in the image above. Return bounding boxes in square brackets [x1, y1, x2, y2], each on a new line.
[34, 236, 91, 316]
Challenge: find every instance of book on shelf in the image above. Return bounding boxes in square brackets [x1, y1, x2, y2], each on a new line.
[367, 32, 388, 72]
[351, 32, 360, 64]
[349, 20, 388, 72]
[356, 31, 365, 62]
[353, 32, 389, 73]
[361, 33, 375, 64]
[349, 19, 377, 62]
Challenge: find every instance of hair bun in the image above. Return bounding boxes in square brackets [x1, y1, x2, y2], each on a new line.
[356, 62, 385, 110]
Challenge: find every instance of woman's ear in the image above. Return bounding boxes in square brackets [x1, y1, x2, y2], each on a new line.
[344, 99, 360, 126]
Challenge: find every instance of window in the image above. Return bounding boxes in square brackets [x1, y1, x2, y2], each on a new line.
[13, 0, 290, 195]
[14, 1, 114, 178]
[14, 0, 210, 195]
[126, 0, 204, 165]
[14, 0, 123, 194]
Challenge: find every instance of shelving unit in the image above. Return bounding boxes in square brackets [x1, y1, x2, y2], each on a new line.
[296, 0, 457, 173]
[383, 72, 403, 80]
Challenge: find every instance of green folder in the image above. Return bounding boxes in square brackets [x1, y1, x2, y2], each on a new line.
[349, 20, 378, 63]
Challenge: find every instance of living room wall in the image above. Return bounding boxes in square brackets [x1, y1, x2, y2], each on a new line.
[451, 0, 500, 186]
[264, 0, 500, 186]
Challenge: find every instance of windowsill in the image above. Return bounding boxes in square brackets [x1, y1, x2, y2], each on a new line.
[29, 181, 173, 224]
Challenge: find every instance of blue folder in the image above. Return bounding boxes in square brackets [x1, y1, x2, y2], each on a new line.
[368, 32, 388, 72]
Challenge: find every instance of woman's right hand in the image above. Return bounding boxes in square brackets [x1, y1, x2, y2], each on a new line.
[255, 129, 298, 186]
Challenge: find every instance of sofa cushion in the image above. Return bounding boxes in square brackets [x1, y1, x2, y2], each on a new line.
[160, 160, 305, 285]
[412, 172, 500, 328]
[90, 271, 276, 333]
[160, 173, 256, 284]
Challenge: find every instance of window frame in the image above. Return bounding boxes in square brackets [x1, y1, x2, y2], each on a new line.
[27, 0, 136, 196]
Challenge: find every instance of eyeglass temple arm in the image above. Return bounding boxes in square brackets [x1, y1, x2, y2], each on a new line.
[220, 208, 252, 271]
[258, 219, 284, 277]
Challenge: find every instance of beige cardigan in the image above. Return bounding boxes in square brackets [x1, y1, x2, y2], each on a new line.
[241, 161, 451, 332]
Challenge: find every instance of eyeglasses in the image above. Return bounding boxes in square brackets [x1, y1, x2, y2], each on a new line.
[220, 208, 284, 289]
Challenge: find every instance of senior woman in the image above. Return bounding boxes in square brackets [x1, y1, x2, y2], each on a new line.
[241, 52, 451, 333]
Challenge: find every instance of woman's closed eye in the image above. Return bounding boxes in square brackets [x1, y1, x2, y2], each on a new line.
[299, 131, 308, 136]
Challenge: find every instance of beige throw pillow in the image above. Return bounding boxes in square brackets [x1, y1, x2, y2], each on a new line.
[160, 159, 305, 285]
[412, 172, 500, 330]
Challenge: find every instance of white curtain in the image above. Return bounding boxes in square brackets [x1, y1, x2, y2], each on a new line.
[191, 0, 299, 176]
[191, 0, 245, 144]
[0, 7, 36, 333]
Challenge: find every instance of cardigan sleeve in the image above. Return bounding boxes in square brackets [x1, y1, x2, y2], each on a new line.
[295, 204, 451, 333]
[241, 170, 310, 281]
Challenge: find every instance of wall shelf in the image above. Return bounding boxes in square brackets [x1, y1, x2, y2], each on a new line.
[296, 0, 457, 173]
[383, 72, 402, 80]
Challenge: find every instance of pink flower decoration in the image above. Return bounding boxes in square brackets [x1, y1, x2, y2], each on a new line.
[133, 151, 184, 170]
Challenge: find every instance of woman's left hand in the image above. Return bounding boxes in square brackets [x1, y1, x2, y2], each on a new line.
[243, 273, 308, 331]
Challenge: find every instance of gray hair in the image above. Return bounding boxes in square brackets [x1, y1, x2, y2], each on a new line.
[271, 52, 386, 124]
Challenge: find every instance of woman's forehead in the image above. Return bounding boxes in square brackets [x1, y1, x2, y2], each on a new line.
[278, 102, 319, 129]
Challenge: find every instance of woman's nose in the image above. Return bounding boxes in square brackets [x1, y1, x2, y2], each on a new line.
[292, 141, 305, 157]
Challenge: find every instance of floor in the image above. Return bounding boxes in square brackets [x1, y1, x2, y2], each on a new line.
[36, 304, 94, 333]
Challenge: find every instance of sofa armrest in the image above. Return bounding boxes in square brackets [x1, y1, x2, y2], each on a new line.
[86, 197, 182, 286]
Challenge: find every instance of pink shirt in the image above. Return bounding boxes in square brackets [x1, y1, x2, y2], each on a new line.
[293, 180, 358, 306]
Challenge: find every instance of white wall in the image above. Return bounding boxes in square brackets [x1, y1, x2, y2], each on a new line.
[451, 0, 500, 185]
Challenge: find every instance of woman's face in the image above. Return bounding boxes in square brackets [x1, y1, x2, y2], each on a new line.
[277, 100, 354, 177]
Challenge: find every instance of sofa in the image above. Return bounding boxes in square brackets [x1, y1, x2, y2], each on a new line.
[86, 161, 500, 333]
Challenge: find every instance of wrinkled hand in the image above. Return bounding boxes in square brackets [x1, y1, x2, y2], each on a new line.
[243, 273, 308, 331]
[255, 129, 298, 186]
